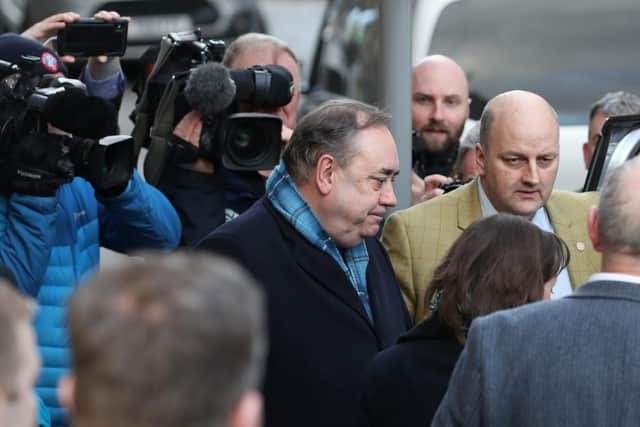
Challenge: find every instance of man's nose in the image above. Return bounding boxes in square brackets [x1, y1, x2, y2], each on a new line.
[380, 181, 398, 207]
[523, 160, 540, 185]
[431, 101, 445, 122]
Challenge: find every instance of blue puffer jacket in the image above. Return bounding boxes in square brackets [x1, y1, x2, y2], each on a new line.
[0, 171, 181, 427]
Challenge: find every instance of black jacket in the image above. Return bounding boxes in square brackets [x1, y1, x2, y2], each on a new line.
[357, 313, 463, 427]
[197, 197, 410, 427]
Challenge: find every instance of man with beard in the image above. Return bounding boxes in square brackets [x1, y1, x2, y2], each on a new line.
[410, 55, 470, 204]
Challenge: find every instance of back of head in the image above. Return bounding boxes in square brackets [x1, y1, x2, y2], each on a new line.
[597, 156, 640, 256]
[0, 281, 37, 427]
[68, 251, 267, 427]
[282, 98, 390, 182]
[427, 214, 569, 338]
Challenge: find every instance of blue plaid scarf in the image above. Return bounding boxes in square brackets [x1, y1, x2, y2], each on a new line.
[266, 161, 373, 322]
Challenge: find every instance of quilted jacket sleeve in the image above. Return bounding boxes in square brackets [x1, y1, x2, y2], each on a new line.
[0, 193, 57, 296]
[97, 170, 181, 253]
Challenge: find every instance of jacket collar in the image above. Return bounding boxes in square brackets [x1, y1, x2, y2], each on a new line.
[568, 279, 640, 303]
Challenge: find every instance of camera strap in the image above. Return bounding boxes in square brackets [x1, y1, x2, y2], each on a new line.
[252, 67, 272, 107]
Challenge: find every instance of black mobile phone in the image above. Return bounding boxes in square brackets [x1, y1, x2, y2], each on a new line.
[56, 18, 128, 57]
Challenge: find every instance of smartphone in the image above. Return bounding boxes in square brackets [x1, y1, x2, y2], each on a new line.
[56, 18, 128, 57]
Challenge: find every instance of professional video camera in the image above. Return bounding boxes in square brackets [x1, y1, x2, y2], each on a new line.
[583, 114, 640, 191]
[0, 55, 134, 194]
[134, 29, 294, 185]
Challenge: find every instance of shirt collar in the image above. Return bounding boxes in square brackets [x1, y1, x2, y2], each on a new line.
[587, 272, 640, 285]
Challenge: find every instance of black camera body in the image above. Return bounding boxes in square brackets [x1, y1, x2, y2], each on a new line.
[137, 30, 294, 184]
[0, 56, 134, 193]
[439, 178, 472, 194]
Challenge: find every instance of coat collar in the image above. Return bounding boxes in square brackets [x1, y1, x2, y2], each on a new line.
[568, 280, 640, 303]
[456, 177, 482, 230]
[262, 198, 375, 332]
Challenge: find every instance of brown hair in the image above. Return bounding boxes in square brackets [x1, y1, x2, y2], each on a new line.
[425, 214, 569, 339]
[68, 251, 266, 427]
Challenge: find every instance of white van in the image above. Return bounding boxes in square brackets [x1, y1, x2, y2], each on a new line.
[304, 0, 640, 190]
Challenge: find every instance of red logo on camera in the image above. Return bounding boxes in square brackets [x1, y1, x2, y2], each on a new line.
[41, 52, 60, 73]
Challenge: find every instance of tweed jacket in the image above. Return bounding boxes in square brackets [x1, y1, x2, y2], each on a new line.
[382, 177, 601, 323]
[432, 279, 640, 427]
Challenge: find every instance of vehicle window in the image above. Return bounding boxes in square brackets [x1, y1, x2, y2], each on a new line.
[312, 0, 381, 104]
[429, 0, 640, 124]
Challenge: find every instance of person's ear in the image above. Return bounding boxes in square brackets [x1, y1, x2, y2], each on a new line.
[227, 391, 263, 427]
[587, 206, 601, 252]
[475, 143, 486, 176]
[57, 374, 75, 412]
[315, 154, 336, 195]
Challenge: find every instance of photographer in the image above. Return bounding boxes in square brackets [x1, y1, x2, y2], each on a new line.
[154, 33, 301, 247]
[0, 31, 181, 427]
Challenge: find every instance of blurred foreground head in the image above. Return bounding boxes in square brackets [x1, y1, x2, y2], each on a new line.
[66, 251, 267, 427]
[0, 280, 38, 427]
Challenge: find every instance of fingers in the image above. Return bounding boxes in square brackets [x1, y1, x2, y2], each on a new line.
[93, 10, 131, 22]
[423, 174, 453, 191]
[173, 111, 203, 147]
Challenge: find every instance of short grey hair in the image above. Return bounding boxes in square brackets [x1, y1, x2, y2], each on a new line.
[597, 155, 640, 255]
[456, 121, 480, 178]
[222, 32, 299, 68]
[589, 91, 640, 121]
[69, 251, 267, 427]
[282, 99, 391, 182]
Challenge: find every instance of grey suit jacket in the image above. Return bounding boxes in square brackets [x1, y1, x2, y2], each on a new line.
[432, 280, 640, 427]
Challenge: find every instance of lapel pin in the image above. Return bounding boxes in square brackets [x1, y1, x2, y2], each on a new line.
[576, 242, 585, 251]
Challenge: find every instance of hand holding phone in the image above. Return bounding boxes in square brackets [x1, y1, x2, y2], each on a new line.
[56, 18, 128, 58]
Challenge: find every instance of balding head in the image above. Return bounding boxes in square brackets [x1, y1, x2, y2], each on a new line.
[480, 90, 559, 150]
[412, 55, 470, 153]
[595, 155, 640, 258]
[476, 90, 560, 218]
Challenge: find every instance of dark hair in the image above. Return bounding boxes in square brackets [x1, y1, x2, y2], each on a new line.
[282, 98, 390, 181]
[425, 214, 570, 339]
[68, 251, 267, 427]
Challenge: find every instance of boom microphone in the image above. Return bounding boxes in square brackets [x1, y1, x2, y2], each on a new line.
[184, 62, 236, 118]
[42, 90, 118, 138]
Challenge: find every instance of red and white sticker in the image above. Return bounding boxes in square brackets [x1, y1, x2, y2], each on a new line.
[40, 51, 59, 73]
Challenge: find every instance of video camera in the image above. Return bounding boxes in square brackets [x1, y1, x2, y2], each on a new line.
[134, 30, 294, 185]
[583, 114, 640, 191]
[0, 55, 134, 194]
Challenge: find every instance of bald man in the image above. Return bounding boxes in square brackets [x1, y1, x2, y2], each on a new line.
[411, 55, 471, 203]
[384, 90, 601, 323]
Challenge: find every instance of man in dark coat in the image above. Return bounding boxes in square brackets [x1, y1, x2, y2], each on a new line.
[197, 99, 411, 427]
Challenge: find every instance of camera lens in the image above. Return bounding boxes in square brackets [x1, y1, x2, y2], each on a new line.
[227, 126, 263, 161]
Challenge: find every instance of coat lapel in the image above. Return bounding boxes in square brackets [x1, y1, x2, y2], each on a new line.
[545, 192, 598, 288]
[268, 201, 374, 330]
[457, 177, 483, 231]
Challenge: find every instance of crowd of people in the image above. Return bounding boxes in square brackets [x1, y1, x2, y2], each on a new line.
[0, 7, 639, 427]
